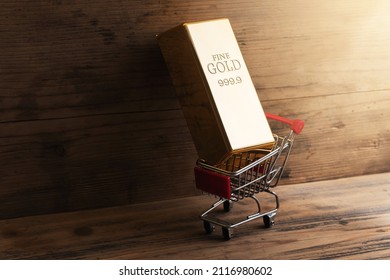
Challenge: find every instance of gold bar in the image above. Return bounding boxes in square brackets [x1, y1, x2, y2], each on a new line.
[157, 19, 274, 165]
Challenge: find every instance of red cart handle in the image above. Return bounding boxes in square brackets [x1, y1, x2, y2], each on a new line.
[265, 113, 304, 135]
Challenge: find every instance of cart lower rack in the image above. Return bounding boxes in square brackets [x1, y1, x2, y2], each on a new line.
[194, 113, 304, 240]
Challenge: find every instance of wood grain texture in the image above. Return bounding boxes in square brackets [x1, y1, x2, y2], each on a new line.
[0, 173, 389, 259]
[0, 0, 389, 218]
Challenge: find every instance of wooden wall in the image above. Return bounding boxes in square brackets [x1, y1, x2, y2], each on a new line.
[1, 0, 389, 219]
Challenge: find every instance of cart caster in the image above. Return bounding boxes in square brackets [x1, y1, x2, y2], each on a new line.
[223, 200, 232, 212]
[222, 227, 233, 240]
[203, 221, 215, 234]
[263, 215, 275, 228]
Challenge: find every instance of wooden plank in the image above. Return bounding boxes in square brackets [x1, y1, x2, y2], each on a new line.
[0, 89, 387, 219]
[0, 173, 389, 259]
[0, 110, 199, 219]
[2, 0, 390, 120]
[0, 0, 390, 219]
[242, 0, 390, 100]
[264, 89, 390, 184]
[0, 0, 179, 122]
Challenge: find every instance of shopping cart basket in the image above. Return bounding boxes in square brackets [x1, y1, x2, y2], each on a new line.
[194, 113, 304, 239]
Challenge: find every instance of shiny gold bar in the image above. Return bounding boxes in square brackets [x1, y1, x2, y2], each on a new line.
[157, 19, 274, 165]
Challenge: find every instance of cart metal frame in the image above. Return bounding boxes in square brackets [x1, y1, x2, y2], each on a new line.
[194, 113, 304, 239]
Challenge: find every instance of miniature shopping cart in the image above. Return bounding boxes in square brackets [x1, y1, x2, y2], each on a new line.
[194, 113, 304, 240]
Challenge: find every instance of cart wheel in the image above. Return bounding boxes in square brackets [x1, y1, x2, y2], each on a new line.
[203, 221, 214, 234]
[223, 200, 232, 212]
[222, 227, 232, 240]
[263, 215, 275, 228]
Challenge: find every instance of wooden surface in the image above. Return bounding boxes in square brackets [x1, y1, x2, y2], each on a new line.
[1, 0, 390, 219]
[0, 172, 389, 260]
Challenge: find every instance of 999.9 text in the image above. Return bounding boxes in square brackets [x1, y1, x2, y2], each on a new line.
[218, 76, 242, 87]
